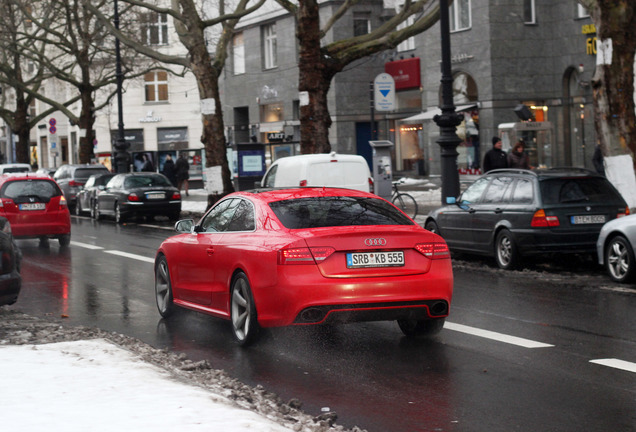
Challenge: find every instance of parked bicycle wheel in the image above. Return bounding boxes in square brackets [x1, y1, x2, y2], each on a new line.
[392, 193, 418, 219]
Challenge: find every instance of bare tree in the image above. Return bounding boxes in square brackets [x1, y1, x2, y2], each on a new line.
[577, 0, 636, 164]
[91, 0, 265, 204]
[274, 0, 440, 154]
[11, 0, 156, 164]
[0, 0, 80, 164]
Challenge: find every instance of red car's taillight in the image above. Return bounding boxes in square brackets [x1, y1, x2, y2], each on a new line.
[278, 247, 335, 265]
[415, 243, 450, 259]
[59, 196, 68, 208]
[531, 209, 560, 227]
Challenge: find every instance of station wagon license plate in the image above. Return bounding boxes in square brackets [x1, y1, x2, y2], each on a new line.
[571, 215, 606, 224]
[19, 203, 45, 211]
[146, 193, 165, 200]
[346, 251, 404, 268]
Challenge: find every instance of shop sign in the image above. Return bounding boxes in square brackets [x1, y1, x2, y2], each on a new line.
[267, 132, 285, 142]
[384, 57, 421, 91]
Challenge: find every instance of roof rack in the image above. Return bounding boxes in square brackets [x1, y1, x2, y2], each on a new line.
[485, 168, 537, 176]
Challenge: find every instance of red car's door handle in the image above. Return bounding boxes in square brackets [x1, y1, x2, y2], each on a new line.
[206, 247, 214, 256]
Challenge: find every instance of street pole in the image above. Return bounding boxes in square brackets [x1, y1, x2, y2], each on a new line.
[113, 0, 130, 173]
[433, 0, 463, 204]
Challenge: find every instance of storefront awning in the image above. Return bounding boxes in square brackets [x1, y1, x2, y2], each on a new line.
[400, 103, 479, 124]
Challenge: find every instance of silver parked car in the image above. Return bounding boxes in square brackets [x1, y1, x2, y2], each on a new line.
[597, 213, 636, 283]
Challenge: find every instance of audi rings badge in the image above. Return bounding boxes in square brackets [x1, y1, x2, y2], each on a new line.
[364, 238, 387, 247]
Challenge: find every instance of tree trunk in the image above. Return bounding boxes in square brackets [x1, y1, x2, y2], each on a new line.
[591, 1, 636, 164]
[297, 0, 340, 154]
[78, 91, 96, 164]
[14, 95, 30, 164]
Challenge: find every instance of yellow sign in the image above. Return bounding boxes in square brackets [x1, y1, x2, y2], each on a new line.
[582, 24, 596, 34]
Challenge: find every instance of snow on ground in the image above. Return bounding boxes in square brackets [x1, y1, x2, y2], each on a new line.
[0, 339, 294, 432]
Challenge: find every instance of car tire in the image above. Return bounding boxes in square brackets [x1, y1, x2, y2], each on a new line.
[398, 318, 445, 338]
[495, 229, 518, 270]
[90, 200, 96, 219]
[230, 272, 260, 346]
[94, 201, 102, 220]
[605, 235, 636, 283]
[154, 255, 175, 318]
[74, 201, 82, 216]
[425, 220, 439, 234]
[58, 234, 71, 247]
[115, 203, 125, 224]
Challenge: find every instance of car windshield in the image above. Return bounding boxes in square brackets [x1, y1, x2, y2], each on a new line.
[124, 175, 172, 189]
[269, 196, 414, 229]
[75, 168, 109, 180]
[540, 177, 623, 204]
[94, 175, 115, 186]
[1, 180, 61, 199]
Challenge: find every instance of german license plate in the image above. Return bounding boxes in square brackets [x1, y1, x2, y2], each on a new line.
[19, 203, 45, 211]
[346, 251, 404, 268]
[146, 193, 165, 200]
[571, 215, 606, 224]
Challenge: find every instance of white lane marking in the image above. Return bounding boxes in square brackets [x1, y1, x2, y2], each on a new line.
[137, 224, 173, 231]
[445, 322, 554, 348]
[70, 241, 104, 250]
[590, 358, 636, 374]
[104, 250, 155, 264]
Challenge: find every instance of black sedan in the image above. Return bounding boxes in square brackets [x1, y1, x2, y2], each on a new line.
[95, 173, 181, 224]
[75, 173, 116, 218]
[0, 217, 21, 306]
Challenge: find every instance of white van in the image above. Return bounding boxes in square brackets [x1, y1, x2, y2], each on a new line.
[260, 152, 373, 192]
[0, 163, 32, 174]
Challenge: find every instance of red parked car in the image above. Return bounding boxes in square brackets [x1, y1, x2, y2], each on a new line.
[155, 187, 453, 346]
[0, 173, 71, 247]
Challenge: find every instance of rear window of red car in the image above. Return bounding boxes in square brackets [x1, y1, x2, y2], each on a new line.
[269, 196, 414, 229]
[1, 179, 62, 200]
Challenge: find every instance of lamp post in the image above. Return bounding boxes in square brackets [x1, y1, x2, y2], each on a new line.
[433, 0, 463, 204]
[113, 0, 130, 173]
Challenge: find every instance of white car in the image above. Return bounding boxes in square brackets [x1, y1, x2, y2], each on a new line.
[597, 213, 636, 283]
[0, 163, 31, 174]
[260, 152, 373, 193]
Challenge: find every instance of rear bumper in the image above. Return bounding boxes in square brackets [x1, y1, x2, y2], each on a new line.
[254, 259, 454, 327]
[513, 228, 600, 255]
[120, 201, 181, 216]
[11, 214, 71, 239]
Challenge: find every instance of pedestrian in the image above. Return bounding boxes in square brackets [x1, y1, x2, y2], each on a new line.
[141, 154, 154, 172]
[483, 136, 508, 172]
[175, 153, 190, 196]
[592, 144, 605, 176]
[507, 140, 531, 169]
[162, 155, 177, 186]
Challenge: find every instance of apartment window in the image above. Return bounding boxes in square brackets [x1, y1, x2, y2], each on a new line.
[145, 71, 169, 102]
[397, 16, 415, 52]
[353, 13, 371, 37]
[577, 4, 589, 18]
[233, 32, 245, 75]
[141, 12, 169, 46]
[260, 103, 284, 123]
[523, 0, 536, 24]
[262, 24, 277, 70]
[450, 0, 471, 32]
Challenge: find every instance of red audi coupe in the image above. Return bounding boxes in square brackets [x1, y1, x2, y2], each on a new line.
[155, 188, 453, 345]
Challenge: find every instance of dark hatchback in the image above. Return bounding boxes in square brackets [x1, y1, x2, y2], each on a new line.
[95, 173, 181, 224]
[425, 168, 630, 269]
[75, 173, 116, 218]
[0, 217, 21, 306]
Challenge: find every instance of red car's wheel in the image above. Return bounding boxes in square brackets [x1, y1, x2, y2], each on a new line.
[155, 255, 175, 318]
[231, 272, 260, 346]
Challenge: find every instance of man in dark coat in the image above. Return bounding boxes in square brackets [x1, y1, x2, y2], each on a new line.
[483, 136, 508, 172]
[162, 155, 177, 186]
[175, 153, 190, 196]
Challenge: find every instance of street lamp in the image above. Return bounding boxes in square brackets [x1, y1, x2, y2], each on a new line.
[113, 0, 130, 173]
[433, 0, 463, 204]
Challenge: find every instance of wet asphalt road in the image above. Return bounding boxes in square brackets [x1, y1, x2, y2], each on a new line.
[12, 215, 636, 432]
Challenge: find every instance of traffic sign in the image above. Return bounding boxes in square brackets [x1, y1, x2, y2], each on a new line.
[49, 118, 57, 127]
[374, 73, 395, 111]
[49, 125, 57, 134]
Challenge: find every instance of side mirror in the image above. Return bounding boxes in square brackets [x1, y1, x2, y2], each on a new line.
[446, 197, 456, 205]
[174, 219, 194, 233]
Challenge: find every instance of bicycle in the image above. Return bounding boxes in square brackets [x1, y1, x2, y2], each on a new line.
[391, 181, 418, 219]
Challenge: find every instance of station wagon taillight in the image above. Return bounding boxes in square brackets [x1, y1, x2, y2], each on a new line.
[68, 180, 83, 187]
[278, 247, 335, 264]
[531, 209, 560, 227]
[618, 207, 630, 218]
[415, 243, 450, 259]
